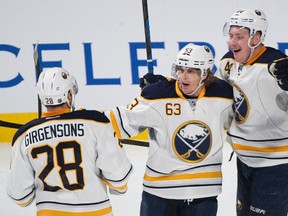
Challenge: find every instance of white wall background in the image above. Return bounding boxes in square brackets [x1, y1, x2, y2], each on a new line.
[1, 0, 288, 113]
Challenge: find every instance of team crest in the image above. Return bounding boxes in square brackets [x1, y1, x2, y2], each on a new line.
[233, 84, 250, 124]
[172, 121, 211, 163]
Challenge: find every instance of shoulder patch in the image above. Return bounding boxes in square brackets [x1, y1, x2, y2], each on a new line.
[205, 78, 233, 99]
[12, 110, 110, 146]
[61, 110, 110, 123]
[221, 50, 234, 60]
[12, 118, 46, 146]
[255, 47, 287, 64]
[141, 79, 178, 99]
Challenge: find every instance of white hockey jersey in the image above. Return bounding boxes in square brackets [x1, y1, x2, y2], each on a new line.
[216, 45, 288, 168]
[109, 78, 233, 200]
[6, 109, 132, 216]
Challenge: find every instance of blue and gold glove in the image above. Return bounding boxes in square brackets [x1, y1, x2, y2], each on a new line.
[268, 57, 288, 91]
[139, 73, 166, 89]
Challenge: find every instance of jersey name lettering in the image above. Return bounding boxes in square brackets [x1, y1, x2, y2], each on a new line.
[25, 123, 85, 147]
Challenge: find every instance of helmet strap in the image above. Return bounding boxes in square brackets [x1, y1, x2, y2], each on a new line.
[180, 76, 205, 97]
[71, 95, 76, 111]
[67, 91, 75, 111]
[244, 36, 257, 63]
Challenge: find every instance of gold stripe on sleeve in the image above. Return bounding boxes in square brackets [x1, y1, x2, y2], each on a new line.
[37, 206, 112, 216]
[233, 143, 288, 153]
[144, 171, 222, 182]
[102, 179, 128, 191]
[109, 111, 122, 139]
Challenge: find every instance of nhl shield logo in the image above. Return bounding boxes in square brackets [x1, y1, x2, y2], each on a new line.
[172, 121, 212, 163]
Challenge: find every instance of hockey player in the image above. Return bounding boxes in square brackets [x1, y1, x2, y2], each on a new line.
[6, 67, 133, 216]
[108, 43, 234, 216]
[216, 9, 288, 216]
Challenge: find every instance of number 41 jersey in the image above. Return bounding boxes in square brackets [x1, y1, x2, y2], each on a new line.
[6, 109, 132, 216]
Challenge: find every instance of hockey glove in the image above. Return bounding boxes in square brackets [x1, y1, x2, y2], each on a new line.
[139, 73, 166, 89]
[268, 57, 288, 91]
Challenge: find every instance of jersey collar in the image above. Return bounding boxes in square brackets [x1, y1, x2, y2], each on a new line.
[245, 45, 267, 66]
[41, 108, 71, 118]
[175, 80, 206, 100]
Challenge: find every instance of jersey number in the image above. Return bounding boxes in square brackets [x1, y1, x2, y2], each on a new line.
[127, 98, 139, 110]
[166, 103, 181, 115]
[31, 141, 84, 191]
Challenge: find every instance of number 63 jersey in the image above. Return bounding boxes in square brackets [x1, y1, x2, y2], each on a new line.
[6, 109, 132, 216]
[109, 78, 233, 200]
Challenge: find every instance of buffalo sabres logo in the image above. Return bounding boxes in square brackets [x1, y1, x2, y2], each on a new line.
[61, 72, 68, 79]
[172, 121, 211, 163]
[233, 84, 249, 124]
[255, 10, 262, 16]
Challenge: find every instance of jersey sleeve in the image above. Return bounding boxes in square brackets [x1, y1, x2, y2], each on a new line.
[215, 52, 234, 82]
[6, 138, 36, 207]
[215, 60, 230, 81]
[108, 96, 153, 139]
[96, 122, 133, 194]
[221, 100, 234, 131]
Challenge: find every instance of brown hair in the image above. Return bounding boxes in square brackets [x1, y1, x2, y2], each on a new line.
[203, 69, 217, 86]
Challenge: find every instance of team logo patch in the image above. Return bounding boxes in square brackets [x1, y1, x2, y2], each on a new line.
[204, 46, 210, 53]
[233, 84, 250, 124]
[172, 121, 211, 163]
[255, 10, 262, 16]
[62, 72, 68, 79]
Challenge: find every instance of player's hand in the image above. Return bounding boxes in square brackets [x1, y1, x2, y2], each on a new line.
[268, 57, 288, 91]
[139, 73, 166, 89]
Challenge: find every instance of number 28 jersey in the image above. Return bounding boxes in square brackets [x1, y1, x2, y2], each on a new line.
[6, 109, 132, 216]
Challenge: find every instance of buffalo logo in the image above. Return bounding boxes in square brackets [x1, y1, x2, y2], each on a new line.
[204, 46, 210, 53]
[233, 84, 249, 124]
[172, 121, 211, 163]
[255, 10, 262, 16]
[62, 72, 68, 79]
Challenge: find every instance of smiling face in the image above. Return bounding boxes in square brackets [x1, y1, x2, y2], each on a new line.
[228, 26, 252, 63]
[177, 66, 204, 96]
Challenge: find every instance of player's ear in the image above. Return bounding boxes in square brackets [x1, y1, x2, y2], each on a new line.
[252, 32, 261, 46]
[67, 90, 73, 106]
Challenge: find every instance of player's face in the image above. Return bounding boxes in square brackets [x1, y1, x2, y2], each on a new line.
[228, 26, 251, 63]
[178, 67, 202, 96]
